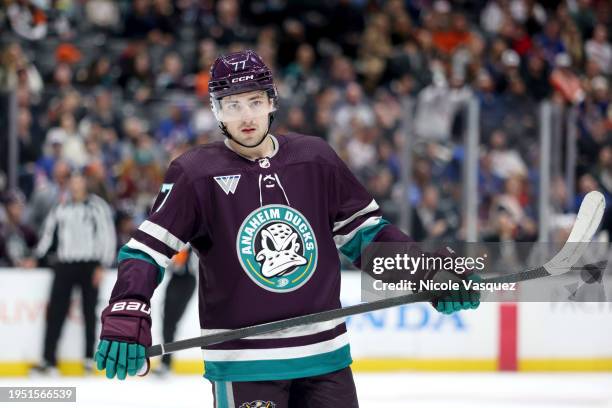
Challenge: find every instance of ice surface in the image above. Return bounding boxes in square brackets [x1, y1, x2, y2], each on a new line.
[1, 372, 611, 408]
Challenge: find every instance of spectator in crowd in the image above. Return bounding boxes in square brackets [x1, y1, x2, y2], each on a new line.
[284, 43, 320, 105]
[203, 0, 254, 46]
[432, 11, 476, 55]
[558, 6, 584, 68]
[118, 50, 155, 103]
[123, 0, 157, 40]
[45, 90, 83, 129]
[521, 53, 552, 101]
[328, 55, 357, 88]
[570, 0, 596, 39]
[115, 130, 164, 221]
[477, 69, 507, 140]
[534, 18, 566, 65]
[193, 39, 217, 98]
[345, 122, 378, 174]
[488, 176, 537, 241]
[26, 160, 71, 231]
[483, 206, 521, 243]
[413, 67, 456, 141]
[479, 149, 505, 204]
[0, 190, 37, 267]
[332, 82, 375, 143]
[550, 175, 573, 215]
[150, 0, 177, 45]
[46, 113, 87, 168]
[6, 0, 48, 41]
[48, 63, 74, 94]
[585, 24, 611, 75]
[17, 107, 43, 196]
[501, 76, 538, 148]
[155, 52, 186, 91]
[0, 42, 43, 96]
[367, 165, 395, 205]
[156, 101, 196, 151]
[488, 130, 528, 180]
[36, 131, 65, 181]
[550, 52, 585, 104]
[84, 0, 120, 31]
[79, 56, 115, 88]
[82, 88, 121, 133]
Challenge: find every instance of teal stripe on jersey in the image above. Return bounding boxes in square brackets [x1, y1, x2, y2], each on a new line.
[203, 344, 352, 382]
[215, 381, 228, 408]
[339, 218, 390, 262]
[117, 245, 165, 283]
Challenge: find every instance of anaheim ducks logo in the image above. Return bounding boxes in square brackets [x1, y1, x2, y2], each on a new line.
[239, 401, 275, 408]
[237, 205, 318, 292]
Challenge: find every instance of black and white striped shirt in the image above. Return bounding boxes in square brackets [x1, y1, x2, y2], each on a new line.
[36, 194, 116, 266]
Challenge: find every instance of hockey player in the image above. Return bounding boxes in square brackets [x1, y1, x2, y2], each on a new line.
[95, 50, 480, 407]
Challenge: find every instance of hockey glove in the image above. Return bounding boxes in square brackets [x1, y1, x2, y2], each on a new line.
[95, 299, 152, 380]
[431, 271, 481, 314]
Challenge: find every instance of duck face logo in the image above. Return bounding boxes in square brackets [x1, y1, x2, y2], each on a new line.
[239, 401, 276, 408]
[237, 205, 318, 292]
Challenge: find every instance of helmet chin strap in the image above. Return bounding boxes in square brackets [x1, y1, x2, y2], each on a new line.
[220, 114, 274, 149]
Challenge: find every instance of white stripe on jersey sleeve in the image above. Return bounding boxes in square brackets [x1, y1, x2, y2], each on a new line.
[201, 332, 349, 362]
[138, 220, 186, 252]
[200, 319, 345, 340]
[333, 216, 382, 248]
[225, 382, 235, 408]
[332, 199, 379, 233]
[125, 238, 171, 268]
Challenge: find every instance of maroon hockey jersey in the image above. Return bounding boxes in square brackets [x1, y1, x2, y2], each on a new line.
[112, 133, 413, 381]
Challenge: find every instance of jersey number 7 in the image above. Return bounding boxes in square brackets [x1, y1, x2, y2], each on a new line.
[155, 183, 174, 212]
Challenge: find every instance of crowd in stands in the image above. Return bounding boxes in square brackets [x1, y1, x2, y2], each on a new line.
[0, 0, 610, 268]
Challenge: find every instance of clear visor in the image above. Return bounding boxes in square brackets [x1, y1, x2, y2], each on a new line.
[211, 91, 277, 123]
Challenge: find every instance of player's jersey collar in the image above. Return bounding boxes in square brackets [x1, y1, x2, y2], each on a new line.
[223, 134, 279, 162]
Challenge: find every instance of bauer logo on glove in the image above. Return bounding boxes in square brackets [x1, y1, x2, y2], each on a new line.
[95, 299, 153, 380]
[111, 301, 151, 314]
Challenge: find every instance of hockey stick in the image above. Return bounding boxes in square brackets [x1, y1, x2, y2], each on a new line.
[146, 191, 606, 358]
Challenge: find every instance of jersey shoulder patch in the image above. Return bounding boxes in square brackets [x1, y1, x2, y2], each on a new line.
[213, 174, 241, 194]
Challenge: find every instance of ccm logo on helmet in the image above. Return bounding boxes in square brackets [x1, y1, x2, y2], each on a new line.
[231, 75, 254, 83]
[111, 301, 151, 315]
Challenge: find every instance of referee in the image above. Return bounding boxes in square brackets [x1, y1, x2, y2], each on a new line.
[32, 172, 116, 375]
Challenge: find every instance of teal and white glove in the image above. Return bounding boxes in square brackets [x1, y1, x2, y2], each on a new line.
[431, 271, 481, 314]
[95, 299, 152, 379]
[95, 340, 147, 380]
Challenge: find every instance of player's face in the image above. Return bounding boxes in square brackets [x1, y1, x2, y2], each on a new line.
[220, 90, 272, 146]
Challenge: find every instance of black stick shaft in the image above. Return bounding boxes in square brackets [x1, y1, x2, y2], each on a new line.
[146, 261, 606, 357]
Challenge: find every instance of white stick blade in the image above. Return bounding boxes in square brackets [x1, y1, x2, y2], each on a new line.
[544, 190, 606, 275]
[566, 190, 606, 243]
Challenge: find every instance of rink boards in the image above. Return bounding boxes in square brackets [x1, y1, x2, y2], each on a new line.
[0, 268, 611, 376]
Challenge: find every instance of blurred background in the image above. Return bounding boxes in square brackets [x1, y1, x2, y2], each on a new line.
[0, 0, 611, 407]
